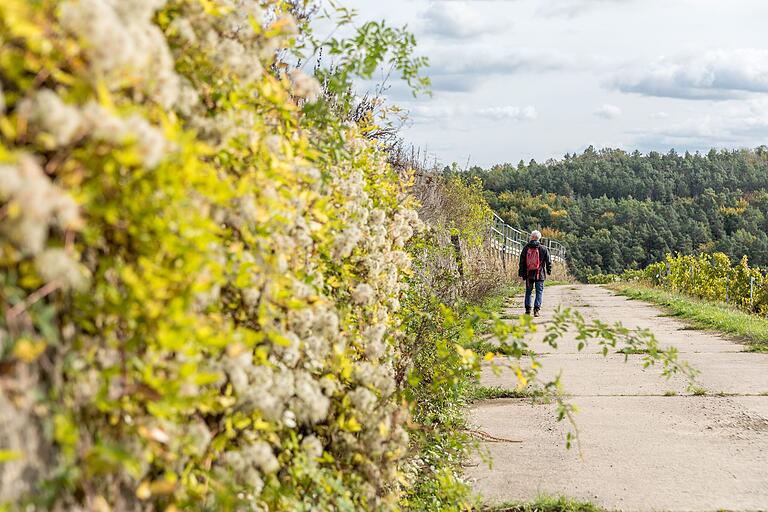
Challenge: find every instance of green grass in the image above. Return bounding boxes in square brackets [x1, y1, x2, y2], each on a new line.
[663, 390, 677, 396]
[486, 283, 525, 312]
[467, 385, 542, 402]
[487, 495, 604, 512]
[689, 385, 708, 396]
[474, 283, 525, 335]
[545, 280, 573, 287]
[616, 347, 662, 355]
[465, 339, 534, 357]
[609, 284, 768, 352]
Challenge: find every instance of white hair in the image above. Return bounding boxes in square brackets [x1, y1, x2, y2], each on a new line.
[530, 230, 542, 240]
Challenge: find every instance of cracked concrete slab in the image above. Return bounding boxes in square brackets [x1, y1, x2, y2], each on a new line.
[468, 284, 768, 511]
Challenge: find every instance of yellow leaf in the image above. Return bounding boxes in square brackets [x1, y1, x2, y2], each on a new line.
[136, 482, 151, 500]
[6, 201, 20, 219]
[252, 419, 271, 431]
[0, 117, 16, 140]
[149, 479, 176, 495]
[13, 338, 47, 363]
[484, 351, 495, 361]
[0, 450, 22, 463]
[95, 78, 115, 110]
[515, 367, 528, 387]
[233, 416, 251, 429]
[346, 416, 362, 433]
[455, 344, 476, 365]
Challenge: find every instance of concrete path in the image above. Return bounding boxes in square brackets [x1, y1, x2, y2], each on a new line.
[467, 284, 768, 511]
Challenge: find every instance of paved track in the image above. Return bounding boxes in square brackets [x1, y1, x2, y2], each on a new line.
[468, 284, 768, 511]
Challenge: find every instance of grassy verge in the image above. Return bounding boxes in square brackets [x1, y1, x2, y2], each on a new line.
[403, 281, 529, 508]
[489, 283, 525, 312]
[474, 283, 525, 332]
[467, 385, 543, 402]
[546, 280, 573, 287]
[609, 283, 768, 352]
[486, 495, 603, 512]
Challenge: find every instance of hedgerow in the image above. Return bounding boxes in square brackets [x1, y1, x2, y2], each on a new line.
[0, 0, 434, 509]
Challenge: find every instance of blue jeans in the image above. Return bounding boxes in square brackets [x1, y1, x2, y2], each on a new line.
[525, 280, 544, 310]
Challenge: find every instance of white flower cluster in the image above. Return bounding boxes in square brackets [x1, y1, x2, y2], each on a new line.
[164, 3, 305, 147]
[82, 102, 167, 168]
[59, 0, 180, 108]
[17, 90, 82, 147]
[0, 155, 81, 258]
[289, 69, 323, 102]
[351, 283, 376, 305]
[18, 90, 167, 168]
[223, 351, 332, 425]
[220, 440, 278, 495]
[35, 248, 89, 292]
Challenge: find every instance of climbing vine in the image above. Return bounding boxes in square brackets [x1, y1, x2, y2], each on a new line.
[643, 253, 767, 315]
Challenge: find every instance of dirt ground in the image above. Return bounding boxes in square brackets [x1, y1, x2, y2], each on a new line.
[467, 284, 768, 512]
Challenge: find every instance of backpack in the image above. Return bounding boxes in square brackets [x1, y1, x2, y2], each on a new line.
[526, 246, 541, 273]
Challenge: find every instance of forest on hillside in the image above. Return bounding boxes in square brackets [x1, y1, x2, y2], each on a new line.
[469, 147, 768, 280]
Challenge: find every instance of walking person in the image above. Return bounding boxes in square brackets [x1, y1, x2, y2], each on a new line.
[518, 230, 552, 317]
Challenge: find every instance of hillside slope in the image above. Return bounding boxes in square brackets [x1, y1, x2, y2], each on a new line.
[472, 147, 768, 279]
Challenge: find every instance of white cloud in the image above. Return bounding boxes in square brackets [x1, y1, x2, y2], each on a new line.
[594, 104, 622, 119]
[408, 103, 537, 123]
[426, 47, 572, 91]
[635, 99, 768, 149]
[408, 104, 459, 121]
[478, 105, 538, 121]
[349, 0, 768, 165]
[430, 47, 571, 76]
[612, 49, 768, 100]
[537, 0, 634, 18]
[420, 3, 508, 40]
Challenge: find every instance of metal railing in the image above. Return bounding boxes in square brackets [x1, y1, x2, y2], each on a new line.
[488, 212, 567, 263]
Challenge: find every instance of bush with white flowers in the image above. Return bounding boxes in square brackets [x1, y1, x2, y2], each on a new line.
[0, 1, 426, 509]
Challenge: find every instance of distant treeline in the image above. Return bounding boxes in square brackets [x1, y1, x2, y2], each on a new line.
[466, 146, 768, 280]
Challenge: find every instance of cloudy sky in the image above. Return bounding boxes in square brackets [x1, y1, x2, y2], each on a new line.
[340, 0, 768, 167]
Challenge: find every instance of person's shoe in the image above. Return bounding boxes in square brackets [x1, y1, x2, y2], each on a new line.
[525, 307, 531, 315]
[533, 308, 540, 317]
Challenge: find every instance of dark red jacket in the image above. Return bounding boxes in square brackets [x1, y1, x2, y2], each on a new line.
[518, 240, 552, 281]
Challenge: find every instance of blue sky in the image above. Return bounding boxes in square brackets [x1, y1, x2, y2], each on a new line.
[339, 0, 768, 167]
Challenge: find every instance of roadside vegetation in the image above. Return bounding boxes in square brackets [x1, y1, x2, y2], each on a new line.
[585, 250, 768, 352]
[611, 284, 768, 352]
[467, 385, 543, 402]
[487, 495, 603, 512]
